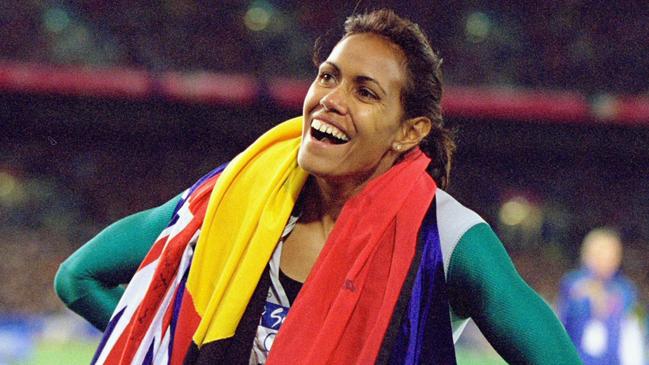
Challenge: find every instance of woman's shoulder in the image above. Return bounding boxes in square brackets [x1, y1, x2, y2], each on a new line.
[433, 189, 488, 276]
[434, 189, 486, 232]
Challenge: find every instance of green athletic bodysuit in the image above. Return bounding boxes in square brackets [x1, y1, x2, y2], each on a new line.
[55, 190, 581, 364]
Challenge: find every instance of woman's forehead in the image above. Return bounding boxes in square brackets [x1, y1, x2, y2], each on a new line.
[325, 33, 406, 91]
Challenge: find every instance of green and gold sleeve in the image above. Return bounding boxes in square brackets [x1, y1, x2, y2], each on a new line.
[447, 223, 581, 364]
[54, 194, 182, 330]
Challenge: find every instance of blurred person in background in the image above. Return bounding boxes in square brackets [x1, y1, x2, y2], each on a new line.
[559, 227, 644, 365]
[54, 9, 580, 365]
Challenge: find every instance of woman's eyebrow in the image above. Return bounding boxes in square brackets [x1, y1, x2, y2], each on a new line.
[322, 61, 340, 75]
[354, 75, 386, 96]
[323, 61, 386, 96]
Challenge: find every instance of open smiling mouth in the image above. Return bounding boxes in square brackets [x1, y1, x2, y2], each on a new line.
[310, 119, 350, 145]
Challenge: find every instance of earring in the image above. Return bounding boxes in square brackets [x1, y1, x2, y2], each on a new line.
[393, 144, 402, 151]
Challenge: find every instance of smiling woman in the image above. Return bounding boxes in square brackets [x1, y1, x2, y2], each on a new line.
[299, 33, 410, 183]
[54, 8, 581, 365]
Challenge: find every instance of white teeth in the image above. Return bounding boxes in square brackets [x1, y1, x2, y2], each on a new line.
[335, 130, 348, 141]
[311, 119, 349, 142]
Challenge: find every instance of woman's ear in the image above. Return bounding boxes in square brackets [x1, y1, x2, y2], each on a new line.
[393, 116, 432, 151]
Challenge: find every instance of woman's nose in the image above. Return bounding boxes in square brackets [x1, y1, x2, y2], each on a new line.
[320, 87, 348, 115]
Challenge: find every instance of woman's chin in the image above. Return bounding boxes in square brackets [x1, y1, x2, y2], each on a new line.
[297, 157, 331, 178]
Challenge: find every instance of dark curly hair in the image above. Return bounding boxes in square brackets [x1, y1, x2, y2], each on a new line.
[313, 9, 455, 189]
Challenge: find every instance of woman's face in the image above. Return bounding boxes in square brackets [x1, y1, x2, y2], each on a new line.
[298, 33, 408, 182]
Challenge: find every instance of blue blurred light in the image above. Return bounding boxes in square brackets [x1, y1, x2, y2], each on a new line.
[244, 7, 271, 31]
[43, 7, 71, 34]
[465, 11, 491, 43]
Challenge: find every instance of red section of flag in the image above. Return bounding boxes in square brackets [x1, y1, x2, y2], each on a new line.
[170, 289, 201, 365]
[139, 235, 167, 269]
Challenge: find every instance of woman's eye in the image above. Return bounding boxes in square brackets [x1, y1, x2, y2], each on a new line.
[318, 72, 335, 84]
[358, 87, 378, 100]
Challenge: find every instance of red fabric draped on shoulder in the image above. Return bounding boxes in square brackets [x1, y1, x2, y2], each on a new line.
[267, 149, 436, 365]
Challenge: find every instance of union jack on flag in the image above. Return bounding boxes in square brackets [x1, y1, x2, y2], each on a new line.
[91, 165, 225, 365]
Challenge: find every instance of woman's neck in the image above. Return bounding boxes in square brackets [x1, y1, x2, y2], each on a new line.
[301, 175, 367, 228]
[301, 156, 400, 231]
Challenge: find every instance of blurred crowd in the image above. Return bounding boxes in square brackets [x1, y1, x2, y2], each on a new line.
[1, 1, 648, 94]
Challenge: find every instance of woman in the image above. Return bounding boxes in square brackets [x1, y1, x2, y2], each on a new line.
[55, 9, 581, 365]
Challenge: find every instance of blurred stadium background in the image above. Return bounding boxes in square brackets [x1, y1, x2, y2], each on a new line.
[1, 1, 648, 364]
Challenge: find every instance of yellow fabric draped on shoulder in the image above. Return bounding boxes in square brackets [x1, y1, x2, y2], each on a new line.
[186, 116, 308, 345]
